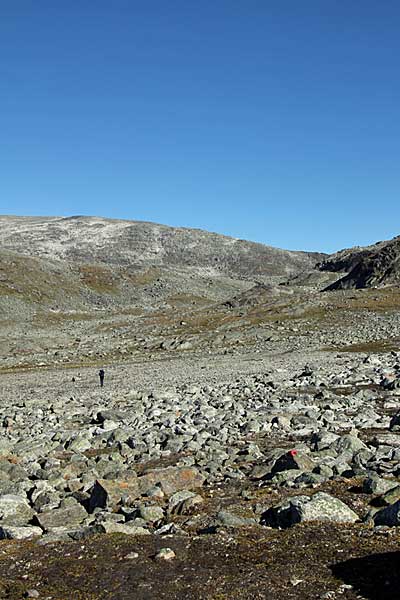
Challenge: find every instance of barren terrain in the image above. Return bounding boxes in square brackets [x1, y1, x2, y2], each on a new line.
[0, 217, 400, 599]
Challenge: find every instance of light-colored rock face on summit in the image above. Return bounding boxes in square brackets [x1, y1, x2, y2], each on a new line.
[0, 215, 323, 278]
[0, 215, 327, 322]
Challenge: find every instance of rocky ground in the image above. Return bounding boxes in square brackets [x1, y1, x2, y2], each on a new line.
[1, 345, 400, 599]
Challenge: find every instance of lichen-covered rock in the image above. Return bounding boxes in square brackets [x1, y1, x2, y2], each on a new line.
[362, 475, 398, 495]
[0, 525, 42, 540]
[99, 522, 150, 535]
[216, 510, 257, 528]
[35, 502, 88, 531]
[379, 485, 400, 506]
[168, 490, 204, 515]
[138, 504, 164, 524]
[271, 450, 315, 475]
[89, 477, 140, 511]
[262, 492, 359, 528]
[330, 434, 367, 455]
[138, 466, 205, 496]
[0, 494, 34, 526]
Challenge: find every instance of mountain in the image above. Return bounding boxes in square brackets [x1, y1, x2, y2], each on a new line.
[0, 216, 324, 315]
[318, 235, 400, 290]
[0, 215, 323, 277]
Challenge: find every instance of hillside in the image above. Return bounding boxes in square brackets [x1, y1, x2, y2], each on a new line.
[0, 215, 323, 277]
[318, 235, 400, 290]
[0, 215, 325, 317]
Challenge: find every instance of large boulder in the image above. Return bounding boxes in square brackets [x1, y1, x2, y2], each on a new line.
[271, 450, 315, 475]
[262, 492, 359, 528]
[89, 477, 140, 512]
[374, 499, 400, 526]
[0, 494, 34, 526]
[330, 434, 367, 455]
[35, 502, 88, 531]
[362, 475, 398, 495]
[0, 525, 42, 540]
[138, 466, 205, 496]
[168, 491, 204, 515]
[89, 466, 204, 512]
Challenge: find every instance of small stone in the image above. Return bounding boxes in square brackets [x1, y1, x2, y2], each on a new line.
[143, 485, 164, 498]
[24, 591, 40, 599]
[155, 547, 176, 561]
[125, 551, 139, 559]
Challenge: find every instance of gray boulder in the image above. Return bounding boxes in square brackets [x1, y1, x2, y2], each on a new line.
[168, 490, 204, 515]
[0, 525, 42, 540]
[0, 494, 34, 526]
[271, 450, 315, 475]
[374, 499, 400, 526]
[363, 475, 398, 495]
[138, 504, 164, 524]
[98, 522, 150, 535]
[389, 413, 400, 431]
[262, 492, 359, 528]
[35, 500, 87, 531]
[216, 510, 257, 528]
[330, 434, 367, 454]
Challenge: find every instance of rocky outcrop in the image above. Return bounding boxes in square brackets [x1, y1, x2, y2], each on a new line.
[319, 235, 400, 289]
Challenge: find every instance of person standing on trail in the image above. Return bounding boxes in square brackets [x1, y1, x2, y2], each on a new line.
[99, 369, 105, 387]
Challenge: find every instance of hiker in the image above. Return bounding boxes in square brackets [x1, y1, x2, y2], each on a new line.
[99, 369, 105, 387]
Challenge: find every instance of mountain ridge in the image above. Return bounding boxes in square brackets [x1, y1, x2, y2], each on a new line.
[0, 214, 324, 279]
[319, 235, 400, 290]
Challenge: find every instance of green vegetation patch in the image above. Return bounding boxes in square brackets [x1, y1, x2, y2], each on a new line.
[79, 265, 119, 294]
[167, 293, 211, 308]
[325, 339, 400, 353]
[124, 266, 162, 285]
[0, 251, 82, 304]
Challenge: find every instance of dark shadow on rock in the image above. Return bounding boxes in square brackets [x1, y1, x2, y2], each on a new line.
[331, 551, 400, 600]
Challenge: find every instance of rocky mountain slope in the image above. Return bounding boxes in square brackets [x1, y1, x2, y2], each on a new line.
[0, 215, 327, 319]
[318, 235, 400, 290]
[0, 215, 323, 278]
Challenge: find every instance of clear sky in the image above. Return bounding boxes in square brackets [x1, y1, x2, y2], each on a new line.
[1, 1, 399, 253]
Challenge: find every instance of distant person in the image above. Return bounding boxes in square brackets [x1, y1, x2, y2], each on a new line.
[99, 369, 105, 387]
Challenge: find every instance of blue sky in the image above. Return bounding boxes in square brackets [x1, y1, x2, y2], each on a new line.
[1, 1, 399, 253]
